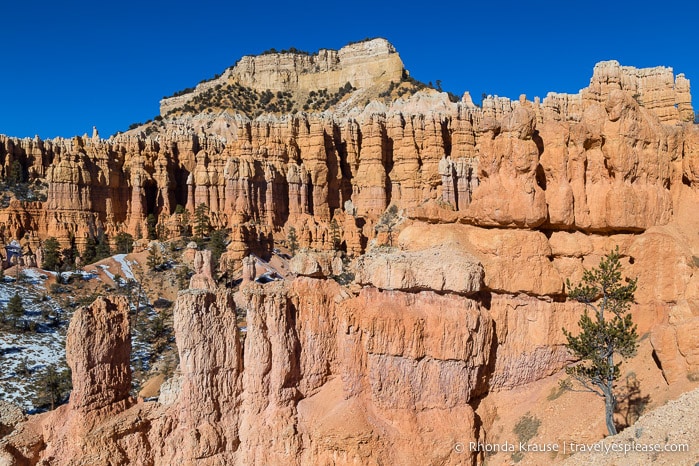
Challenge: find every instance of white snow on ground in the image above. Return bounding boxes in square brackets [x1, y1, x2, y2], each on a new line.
[0, 258, 154, 412]
[44, 270, 98, 283]
[113, 254, 136, 280]
[19, 268, 48, 283]
[0, 282, 67, 411]
[98, 264, 115, 281]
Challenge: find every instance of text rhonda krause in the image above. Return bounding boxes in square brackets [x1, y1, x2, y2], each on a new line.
[466, 441, 689, 454]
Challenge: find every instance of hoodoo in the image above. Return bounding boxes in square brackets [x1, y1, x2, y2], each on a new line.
[1, 39, 699, 465]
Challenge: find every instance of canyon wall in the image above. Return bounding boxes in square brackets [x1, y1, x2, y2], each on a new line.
[0, 280, 493, 465]
[0, 59, 695, 258]
[1, 49, 699, 464]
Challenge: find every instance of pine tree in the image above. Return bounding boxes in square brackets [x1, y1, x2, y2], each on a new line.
[176, 265, 192, 290]
[157, 222, 167, 241]
[95, 233, 111, 261]
[562, 246, 638, 436]
[209, 229, 227, 268]
[62, 234, 79, 269]
[329, 218, 341, 251]
[146, 214, 158, 240]
[7, 292, 25, 329]
[287, 226, 299, 254]
[374, 205, 400, 247]
[180, 209, 191, 237]
[194, 203, 210, 240]
[41, 237, 61, 271]
[8, 160, 23, 186]
[33, 364, 71, 411]
[115, 232, 134, 254]
[82, 236, 97, 264]
[147, 246, 162, 271]
[60, 247, 75, 270]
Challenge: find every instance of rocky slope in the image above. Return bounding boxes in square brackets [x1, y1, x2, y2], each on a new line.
[0, 39, 699, 465]
[562, 387, 699, 466]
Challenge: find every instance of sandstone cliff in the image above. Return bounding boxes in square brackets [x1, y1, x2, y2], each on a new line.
[0, 39, 698, 466]
[0, 52, 694, 260]
[0, 279, 492, 465]
[159, 38, 404, 115]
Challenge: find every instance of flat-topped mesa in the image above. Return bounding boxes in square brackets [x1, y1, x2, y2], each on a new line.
[159, 38, 404, 115]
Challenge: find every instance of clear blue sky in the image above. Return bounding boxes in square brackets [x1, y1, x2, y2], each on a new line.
[1, 0, 696, 139]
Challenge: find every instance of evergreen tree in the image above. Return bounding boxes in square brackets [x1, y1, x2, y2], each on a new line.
[82, 236, 97, 264]
[33, 364, 71, 411]
[7, 292, 25, 329]
[41, 237, 61, 271]
[374, 205, 400, 246]
[16, 357, 31, 378]
[115, 232, 134, 254]
[329, 218, 341, 251]
[194, 203, 210, 240]
[563, 246, 638, 436]
[176, 265, 192, 290]
[287, 226, 299, 254]
[60, 247, 75, 270]
[146, 214, 158, 240]
[95, 233, 111, 261]
[8, 160, 23, 186]
[209, 229, 227, 267]
[180, 209, 191, 237]
[147, 246, 162, 271]
[62, 234, 78, 269]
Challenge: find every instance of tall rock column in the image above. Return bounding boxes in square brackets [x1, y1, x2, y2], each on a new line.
[467, 106, 547, 227]
[66, 296, 132, 414]
[239, 283, 302, 465]
[353, 114, 389, 216]
[166, 290, 242, 463]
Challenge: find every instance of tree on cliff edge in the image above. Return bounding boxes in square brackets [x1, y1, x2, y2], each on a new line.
[562, 246, 638, 435]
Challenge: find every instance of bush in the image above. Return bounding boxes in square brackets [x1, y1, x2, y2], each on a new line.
[513, 413, 541, 444]
[33, 364, 72, 411]
[42, 237, 61, 271]
[115, 232, 134, 254]
[512, 413, 541, 463]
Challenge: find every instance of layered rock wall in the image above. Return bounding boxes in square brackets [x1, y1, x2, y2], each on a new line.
[0, 278, 495, 465]
[159, 38, 404, 114]
[0, 59, 695, 260]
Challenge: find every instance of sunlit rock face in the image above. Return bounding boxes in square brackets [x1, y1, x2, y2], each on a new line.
[1, 42, 699, 465]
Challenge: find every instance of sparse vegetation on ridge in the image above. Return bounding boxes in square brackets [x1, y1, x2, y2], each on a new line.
[260, 46, 312, 56]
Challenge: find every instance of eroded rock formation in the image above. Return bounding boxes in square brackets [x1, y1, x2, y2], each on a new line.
[0, 278, 493, 465]
[0, 54, 694, 257]
[1, 40, 699, 465]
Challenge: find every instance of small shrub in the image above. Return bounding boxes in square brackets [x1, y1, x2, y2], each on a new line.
[513, 413, 541, 444]
[546, 380, 570, 401]
[512, 413, 541, 463]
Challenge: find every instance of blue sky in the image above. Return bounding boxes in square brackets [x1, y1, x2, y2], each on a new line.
[1, 0, 696, 138]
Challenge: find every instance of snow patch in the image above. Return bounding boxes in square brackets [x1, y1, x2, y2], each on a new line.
[113, 254, 136, 280]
